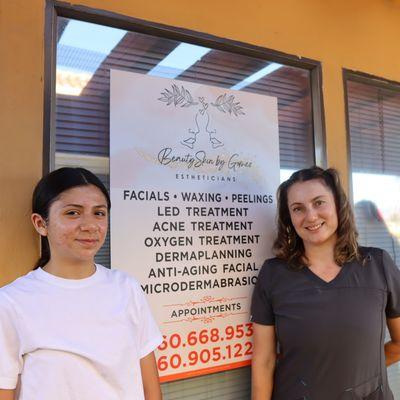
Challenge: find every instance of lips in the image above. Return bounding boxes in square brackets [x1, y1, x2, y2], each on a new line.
[76, 239, 98, 245]
[305, 222, 324, 231]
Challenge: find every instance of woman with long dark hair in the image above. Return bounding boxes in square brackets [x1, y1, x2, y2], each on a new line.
[0, 168, 162, 400]
[251, 166, 400, 400]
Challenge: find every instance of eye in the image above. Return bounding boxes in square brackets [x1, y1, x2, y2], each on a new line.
[95, 210, 107, 217]
[314, 199, 325, 207]
[292, 206, 302, 213]
[65, 210, 80, 217]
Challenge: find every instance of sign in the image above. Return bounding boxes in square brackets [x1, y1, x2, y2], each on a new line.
[110, 69, 279, 381]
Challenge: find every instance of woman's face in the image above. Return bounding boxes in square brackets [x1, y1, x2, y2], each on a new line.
[287, 179, 338, 250]
[40, 184, 108, 266]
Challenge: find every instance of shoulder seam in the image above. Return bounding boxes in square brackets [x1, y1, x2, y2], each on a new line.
[377, 248, 389, 291]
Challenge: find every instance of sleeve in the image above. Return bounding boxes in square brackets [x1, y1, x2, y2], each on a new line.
[0, 293, 23, 389]
[381, 249, 400, 318]
[130, 280, 163, 359]
[250, 261, 275, 325]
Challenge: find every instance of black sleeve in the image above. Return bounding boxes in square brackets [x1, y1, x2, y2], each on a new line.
[250, 260, 275, 325]
[382, 249, 400, 318]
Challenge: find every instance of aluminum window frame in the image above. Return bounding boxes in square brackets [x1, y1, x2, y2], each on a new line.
[343, 68, 400, 202]
[44, 0, 326, 174]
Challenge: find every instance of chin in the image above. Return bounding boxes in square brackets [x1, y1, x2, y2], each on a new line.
[73, 244, 100, 255]
[304, 234, 336, 247]
[73, 252, 98, 263]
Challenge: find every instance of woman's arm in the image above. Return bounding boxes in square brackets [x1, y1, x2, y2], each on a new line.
[385, 317, 400, 366]
[0, 389, 15, 400]
[140, 351, 162, 400]
[251, 323, 276, 400]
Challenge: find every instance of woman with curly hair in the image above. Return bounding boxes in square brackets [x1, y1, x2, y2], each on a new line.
[251, 166, 400, 400]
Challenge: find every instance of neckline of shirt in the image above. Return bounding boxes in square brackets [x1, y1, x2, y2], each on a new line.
[302, 260, 352, 286]
[34, 264, 103, 288]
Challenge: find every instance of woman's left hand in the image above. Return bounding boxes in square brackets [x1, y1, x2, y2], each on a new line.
[385, 317, 400, 366]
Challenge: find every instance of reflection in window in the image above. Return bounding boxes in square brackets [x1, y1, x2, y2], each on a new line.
[54, 16, 316, 400]
[280, 168, 296, 182]
[353, 173, 400, 263]
[55, 17, 314, 168]
[347, 80, 400, 265]
[148, 43, 211, 78]
[347, 78, 400, 397]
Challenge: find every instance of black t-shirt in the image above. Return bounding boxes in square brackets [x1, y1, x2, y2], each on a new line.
[251, 247, 400, 400]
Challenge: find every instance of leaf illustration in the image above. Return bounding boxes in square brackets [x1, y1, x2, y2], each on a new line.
[215, 94, 224, 104]
[211, 93, 245, 116]
[158, 84, 198, 108]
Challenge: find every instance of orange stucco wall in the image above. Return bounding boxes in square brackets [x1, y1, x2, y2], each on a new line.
[1, 0, 399, 286]
[0, 0, 45, 286]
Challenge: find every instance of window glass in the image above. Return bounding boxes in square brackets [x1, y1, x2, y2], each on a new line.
[55, 16, 316, 399]
[347, 78, 400, 395]
[348, 80, 400, 262]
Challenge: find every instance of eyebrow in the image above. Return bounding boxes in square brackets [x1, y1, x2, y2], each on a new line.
[289, 195, 327, 207]
[62, 204, 108, 209]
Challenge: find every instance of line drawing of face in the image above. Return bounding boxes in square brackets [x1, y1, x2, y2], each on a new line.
[287, 179, 338, 250]
[39, 184, 108, 266]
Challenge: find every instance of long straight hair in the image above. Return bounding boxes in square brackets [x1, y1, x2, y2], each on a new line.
[32, 167, 111, 269]
[273, 166, 359, 269]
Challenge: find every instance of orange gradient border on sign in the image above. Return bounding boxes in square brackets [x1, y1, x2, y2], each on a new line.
[159, 360, 251, 383]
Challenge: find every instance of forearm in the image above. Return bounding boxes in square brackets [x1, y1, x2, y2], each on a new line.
[0, 389, 15, 400]
[140, 352, 162, 400]
[251, 356, 275, 400]
[143, 384, 162, 400]
[385, 340, 400, 366]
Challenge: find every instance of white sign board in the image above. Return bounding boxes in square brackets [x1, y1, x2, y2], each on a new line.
[110, 69, 279, 381]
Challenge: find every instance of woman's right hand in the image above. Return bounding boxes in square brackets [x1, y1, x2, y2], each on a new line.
[251, 323, 276, 400]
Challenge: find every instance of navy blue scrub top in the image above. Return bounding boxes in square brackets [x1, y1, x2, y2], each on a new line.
[251, 247, 400, 400]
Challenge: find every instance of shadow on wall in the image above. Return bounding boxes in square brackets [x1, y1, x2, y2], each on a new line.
[355, 200, 400, 267]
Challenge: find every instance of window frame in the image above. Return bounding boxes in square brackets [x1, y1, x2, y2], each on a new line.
[44, 0, 326, 174]
[343, 68, 400, 202]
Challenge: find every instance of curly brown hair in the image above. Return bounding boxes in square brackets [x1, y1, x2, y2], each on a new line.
[273, 166, 360, 269]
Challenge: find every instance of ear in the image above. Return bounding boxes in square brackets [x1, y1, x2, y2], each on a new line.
[31, 213, 48, 236]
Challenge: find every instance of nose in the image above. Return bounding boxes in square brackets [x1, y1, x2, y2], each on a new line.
[304, 206, 318, 222]
[79, 216, 99, 232]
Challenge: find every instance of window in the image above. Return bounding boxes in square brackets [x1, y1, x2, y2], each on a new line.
[346, 75, 400, 263]
[345, 72, 400, 396]
[48, 7, 323, 399]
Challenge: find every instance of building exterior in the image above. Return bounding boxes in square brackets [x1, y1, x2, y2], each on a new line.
[1, 0, 400, 398]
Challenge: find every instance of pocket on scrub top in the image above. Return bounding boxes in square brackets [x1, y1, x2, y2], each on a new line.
[291, 378, 311, 400]
[362, 384, 384, 400]
[339, 375, 383, 400]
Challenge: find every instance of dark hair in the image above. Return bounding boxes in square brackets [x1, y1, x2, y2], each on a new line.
[32, 167, 111, 269]
[273, 166, 359, 269]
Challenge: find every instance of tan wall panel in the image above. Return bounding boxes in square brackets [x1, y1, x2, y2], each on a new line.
[78, 0, 400, 78]
[0, 0, 44, 285]
[1, 0, 399, 284]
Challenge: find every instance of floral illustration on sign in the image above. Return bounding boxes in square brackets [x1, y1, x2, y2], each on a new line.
[165, 312, 248, 324]
[158, 84, 245, 149]
[164, 295, 247, 308]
